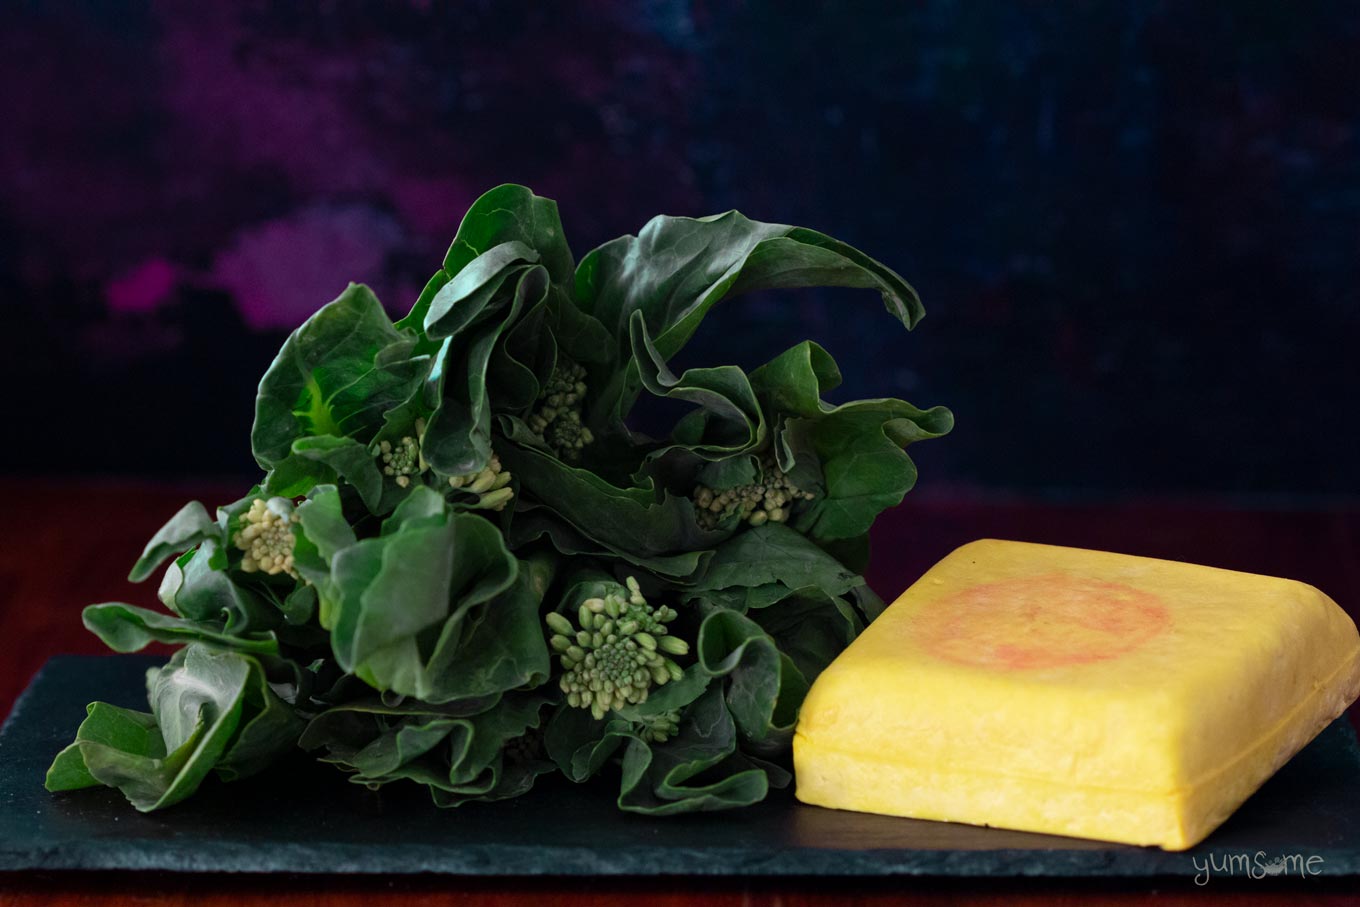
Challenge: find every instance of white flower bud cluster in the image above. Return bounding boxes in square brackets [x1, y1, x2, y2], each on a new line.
[371, 417, 515, 511]
[693, 453, 816, 530]
[233, 497, 299, 578]
[448, 454, 514, 511]
[377, 435, 422, 488]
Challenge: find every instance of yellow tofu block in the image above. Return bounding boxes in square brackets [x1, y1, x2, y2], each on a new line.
[794, 539, 1360, 850]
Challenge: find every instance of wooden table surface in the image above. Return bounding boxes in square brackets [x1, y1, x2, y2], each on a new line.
[1, 477, 1358, 905]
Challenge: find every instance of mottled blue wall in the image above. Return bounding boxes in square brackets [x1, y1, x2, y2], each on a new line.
[3, 1, 1356, 497]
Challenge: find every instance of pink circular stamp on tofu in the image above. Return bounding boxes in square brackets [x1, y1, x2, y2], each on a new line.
[913, 573, 1171, 670]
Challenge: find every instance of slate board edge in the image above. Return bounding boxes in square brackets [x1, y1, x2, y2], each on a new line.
[3, 656, 1359, 879]
[8, 840, 1341, 878]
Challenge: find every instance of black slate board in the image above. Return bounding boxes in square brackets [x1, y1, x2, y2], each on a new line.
[3, 655, 1360, 878]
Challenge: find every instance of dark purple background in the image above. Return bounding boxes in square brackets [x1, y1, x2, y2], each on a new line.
[3, 2, 1357, 499]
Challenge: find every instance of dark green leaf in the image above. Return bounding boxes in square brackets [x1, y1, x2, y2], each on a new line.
[264, 434, 385, 510]
[211, 658, 306, 783]
[695, 454, 758, 492]
[45, 703, 163, 797]
[394, 269, 451, 345]
[748, 340, 953, 540]
[303, 691, 554, 808]
[544, 704, 610, 779]
[128, 501, 218, 583]
[499, 443, 720, 561]
[576, 211, 924, 425]
[44, 741, 98, 792]
[784, 399, 953, 539]
[697, 609, 809, 749]
[691, 522, 862, 599]
[252, 283, 428, 473]
[82, 603, 278, 656]
[508, 504, 712, 581]
[614, 664, 711, 721]
[616, 686, 769, 814]
[47, 647, 261, 812]
[629, 311, 766, 460]
[424, 243, 537, 339]
[440, 184, 575, 287]
[747, 588, 862, 684]
[416, 551, 553, 701]
[292, 485, 356, 578]
[158, 540, 278, 634]
[422, 264, 549, 475]
[324, 488, 524, 702]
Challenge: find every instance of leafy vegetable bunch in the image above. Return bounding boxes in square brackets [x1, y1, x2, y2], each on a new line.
[46, 185, 952, 814]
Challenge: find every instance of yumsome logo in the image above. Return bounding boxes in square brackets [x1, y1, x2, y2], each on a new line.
[1191, 851, 1324, 885]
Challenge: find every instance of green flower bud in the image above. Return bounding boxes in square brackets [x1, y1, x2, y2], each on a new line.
[547, 576, 692, 721]
[637, 708, 684, 743]
[467, 469, 498, 494]
[448, 453, 514, 511]
[530, 359, 595, 461]
[473, 486, 514, 511]
[658, 636, 689, 656]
